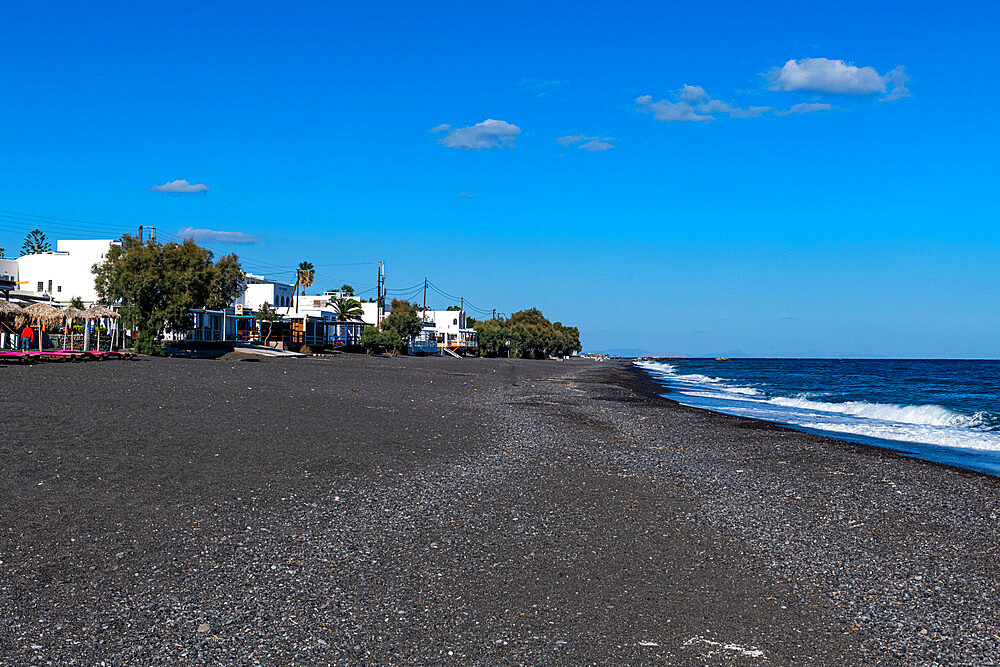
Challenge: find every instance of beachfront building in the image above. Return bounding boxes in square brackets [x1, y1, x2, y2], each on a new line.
[413, 309, 478, 354]
[289, 293, 379, 326]
[13, 239, 118, 304]
[263, 311, 366, 349]
[0, 259, 17, 300]
[267, 293, 369, 348]
[166, 306, 256, 344]
[237, 274, 297, 310]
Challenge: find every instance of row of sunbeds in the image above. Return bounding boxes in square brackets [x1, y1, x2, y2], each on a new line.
[0, 349, 136, 364]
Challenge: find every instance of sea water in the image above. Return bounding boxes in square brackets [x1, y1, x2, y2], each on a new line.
[636, 358, 1000, 476]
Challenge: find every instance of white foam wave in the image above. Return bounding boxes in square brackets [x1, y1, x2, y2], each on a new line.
[635, 360, 994, 452]
[796, 422, 1000, 452]
[767, 396, 980, 428]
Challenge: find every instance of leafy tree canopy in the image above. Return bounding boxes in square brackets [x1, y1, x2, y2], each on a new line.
[69, 296, 85, 309]
[362, 326, 406, 356]
[93, 235, 245, 349]
[473, 308, 581, 359]
[256, 301, 280, 321]
[340, 283, 355, 296]
[381, 298, 422, 339]
[21, 229, 51, 255]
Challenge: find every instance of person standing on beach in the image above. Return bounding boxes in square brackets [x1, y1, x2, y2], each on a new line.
[19, 324, 33, 351]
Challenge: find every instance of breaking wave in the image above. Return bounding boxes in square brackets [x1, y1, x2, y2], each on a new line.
[636, 360, 1000, 454]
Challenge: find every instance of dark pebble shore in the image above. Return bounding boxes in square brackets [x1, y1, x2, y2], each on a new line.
[2, 355, 999, 665]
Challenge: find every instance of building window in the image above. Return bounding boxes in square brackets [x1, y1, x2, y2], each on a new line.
[48, 280, 52, 292]
[57, 286, 62, 292]
[37, 281, 43, 292]
[453, 318, 458, 325]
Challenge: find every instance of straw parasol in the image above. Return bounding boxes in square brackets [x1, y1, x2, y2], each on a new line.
[23, 302, 63, 351]
[0, 302, 24, 348]
[84, 305, 120, 319]
[62, 306, 88, 321]
[62, 306, 88, 351]
[0, 301, 23, 316]
[83, 305, 121, 351]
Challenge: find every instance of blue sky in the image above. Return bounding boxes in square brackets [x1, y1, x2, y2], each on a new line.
[1, 0, 998, 357]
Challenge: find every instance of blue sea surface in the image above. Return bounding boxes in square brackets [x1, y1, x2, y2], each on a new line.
[636, 359, 1000, 476]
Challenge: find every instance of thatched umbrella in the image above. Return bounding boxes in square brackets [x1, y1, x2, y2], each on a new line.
[84, 305, 120, 350]
[62, 306, 87, 350]
[23, 302, 63, 351]
[0, 301, 24, 349]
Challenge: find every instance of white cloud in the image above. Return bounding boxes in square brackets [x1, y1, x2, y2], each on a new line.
[775, 102, 835, 116]
[557, 135, 615, 151]
[881, 66, 911, 101]
[177, 227, 259, 244]
[431, 119, 521, 150]
[578, 138, 614, 152]
[636, 93, 713, 122]
[636, 87, 772, 123]
[149, 179, 210, 194]
[765, 58, 909, 101]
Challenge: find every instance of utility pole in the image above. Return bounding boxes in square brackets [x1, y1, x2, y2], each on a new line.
[376, 261, 385, 325]
[492, 308, 496, 321]
[422, 277, 428, 325]
[460, 296, 464, 328]
[138, 226, 155, 244]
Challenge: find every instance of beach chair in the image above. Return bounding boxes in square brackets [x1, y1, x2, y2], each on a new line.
[25, 350, 85, 362]
[0, 351, 33, 364]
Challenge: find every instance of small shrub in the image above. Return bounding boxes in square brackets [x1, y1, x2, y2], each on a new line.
[134, 330, 162, 356]
[299, 345, 313, 356]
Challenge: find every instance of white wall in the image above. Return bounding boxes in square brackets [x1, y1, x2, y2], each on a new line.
[0, 259, 17, 284]
[15, 239, 116, 303]
[419, 309, 469, 335]
[239, 282, 296, 310]
[288, 294, 380, 325]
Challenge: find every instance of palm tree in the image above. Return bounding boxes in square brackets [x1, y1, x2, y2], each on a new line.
[290, 261, 314, 313]
[329, 296, 364, 321]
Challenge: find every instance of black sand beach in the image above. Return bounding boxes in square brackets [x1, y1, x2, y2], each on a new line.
[2, 355, 1000, 664]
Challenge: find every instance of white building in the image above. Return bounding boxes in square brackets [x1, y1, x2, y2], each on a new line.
[290, 293, 379, 326]
[414, 308, 478, 352]
[15, 239, 117, 304]
[0, 259, 17, 287]
[236, 274, 297, 310]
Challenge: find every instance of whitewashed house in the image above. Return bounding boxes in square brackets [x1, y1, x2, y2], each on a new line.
[14, 239, 118, 304]
[411, 308, 478, 354]
[236, 274, 297, 310]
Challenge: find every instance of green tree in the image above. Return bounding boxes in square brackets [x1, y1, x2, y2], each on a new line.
[69, 296, 85, 309]
[329, 296, 364, 321]
[256, 301, 280, 346]
[340, 283, 355, 296]
[472, 308, 581, 358]
[93, 234, 246, 354]
[0, 248, 5, 259]
[362, 326, 405, 356]
[473, 318, 509, 357]
[381, 298, 422, 339]
[21, 229, 51, 255]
